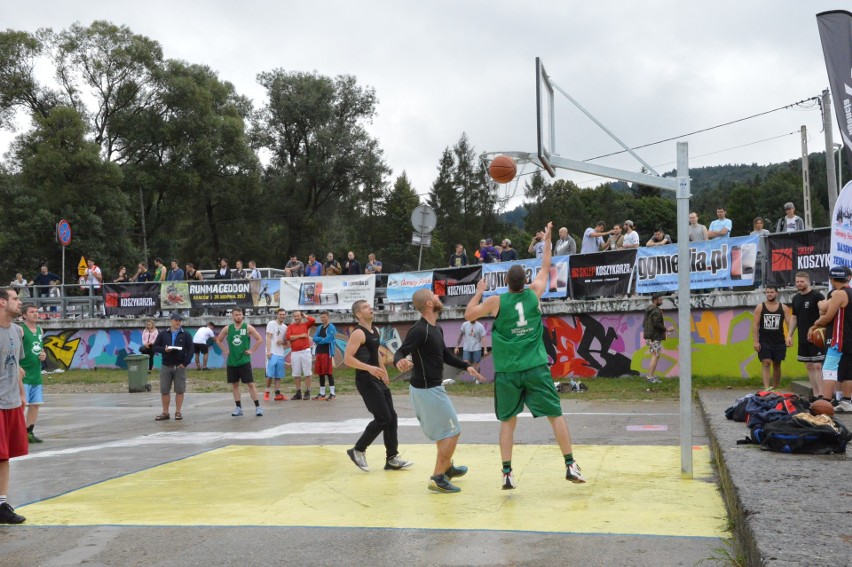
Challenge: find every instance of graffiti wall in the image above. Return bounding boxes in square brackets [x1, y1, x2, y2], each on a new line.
[42, 307, 809, 380]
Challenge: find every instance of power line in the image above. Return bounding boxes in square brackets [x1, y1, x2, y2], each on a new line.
[582, 96, 820, 163]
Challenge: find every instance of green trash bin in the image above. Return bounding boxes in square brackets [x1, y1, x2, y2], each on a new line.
[126, 354, 152, 393]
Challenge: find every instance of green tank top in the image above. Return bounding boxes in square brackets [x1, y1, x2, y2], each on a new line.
[21, 324, 44, 385]
[227, 323, 251, 367]
[492, 289, 547, 372]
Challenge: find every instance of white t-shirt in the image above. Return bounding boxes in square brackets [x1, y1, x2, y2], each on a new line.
[84, 266, 102, 288]
[459, 321, 486, 352]
[193, 326, 215, 345]
[622, 231, 640, 248]
[266, 320, 288, 357]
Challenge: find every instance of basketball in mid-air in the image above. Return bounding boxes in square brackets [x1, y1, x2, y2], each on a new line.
[810, 327, 827, 349]
[489, 155, 517, 184]
[810, 398, 834, 417]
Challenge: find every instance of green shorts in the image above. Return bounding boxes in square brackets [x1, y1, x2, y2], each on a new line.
[494, 364, 563, 421]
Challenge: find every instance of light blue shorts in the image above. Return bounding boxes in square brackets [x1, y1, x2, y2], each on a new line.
[462, 350, 482, 363]
[409, 385, 461, 442]
[266, 354, 286, 379]
[823, 346, 841, 381]
[24, 383, 44, 405]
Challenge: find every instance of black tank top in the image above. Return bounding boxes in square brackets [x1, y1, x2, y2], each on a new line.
[833, 288, 852, 354]
[758, 302, 785, 346]
[354, 324, 380, 378]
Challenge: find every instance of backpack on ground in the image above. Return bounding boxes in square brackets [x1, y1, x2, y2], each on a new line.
[759, 414, 852, 454]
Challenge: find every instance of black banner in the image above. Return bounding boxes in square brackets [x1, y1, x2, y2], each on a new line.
[432, 266, 482, 306]
[569, 249, 637, 298]
[103, 283, 160, 316]
[817, 10, 852, 172]
[766, 228, 831, 287]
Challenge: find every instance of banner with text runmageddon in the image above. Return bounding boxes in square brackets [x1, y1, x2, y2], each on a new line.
[766, 228, 831, 287]
[568, 250, 636, 298]
[160, 281, 256, 310]
[103, 283, 160, 316]
[481, 256, 570, 299]
[279, 274, 376, 311]
[635, 235, 760, 294]
[432, 266, 482, 306]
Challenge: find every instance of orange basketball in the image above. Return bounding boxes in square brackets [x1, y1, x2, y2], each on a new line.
[810, 398, 834, 417]
[810, 327, 827, 349]
[489, 155, 517, 184]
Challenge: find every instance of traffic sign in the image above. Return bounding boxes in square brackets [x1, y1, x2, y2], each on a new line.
[78, 256, 88, 277]
[57, 219, 72, 246]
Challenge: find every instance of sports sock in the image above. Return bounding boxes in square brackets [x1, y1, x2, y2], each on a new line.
[319, 387, 326, 395]
[0, 495, 5, 505]
[330, 385, 335, 395]
[254, 399, 260, 407]
[502, 461, 512, 473]
[27, 425, 34, 433]
[235, 401, 242, 408]
[275, 389, 281, 395]
[564, 453, 575, 466]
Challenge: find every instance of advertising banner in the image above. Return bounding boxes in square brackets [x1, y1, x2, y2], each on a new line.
[432, 266, 481, 306]
[480, 256, 570, 299]
[817, 10, 852, 170]
[766, 228, 831, 287]
[568, 250, 636, 298]
[279, 275, 375, 311]
[829, 181, 852, 273]
[103, 283, 160, 317]
[386, 271, 434, 304]
[635, 235, 760, 293]
[166, 280, 256, 310]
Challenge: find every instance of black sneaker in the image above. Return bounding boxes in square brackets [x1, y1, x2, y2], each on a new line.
[428, 474, 461, 493]
[292, 390, 302, 401]
[0, 502, 25, 524]
[384, 455, 414, 470]
[445, 461, 468, 479]
[303, 391, 311, 400]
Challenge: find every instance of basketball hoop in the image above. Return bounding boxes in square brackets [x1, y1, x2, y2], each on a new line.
[480, 151, 545, 208]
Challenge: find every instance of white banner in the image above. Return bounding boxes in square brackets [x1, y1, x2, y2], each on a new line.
[830, 180, 852, 270]
[279, 275, 375, 311]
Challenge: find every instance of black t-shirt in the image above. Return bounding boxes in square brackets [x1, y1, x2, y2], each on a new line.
[791, 289, 824, 340]
[315, 324, 330, 355]
[394, 318, 467, 388]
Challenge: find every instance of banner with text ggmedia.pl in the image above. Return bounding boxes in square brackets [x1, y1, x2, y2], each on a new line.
[103, 283, 160, 316]
[635, 235, 760, 294]
[766, 229, 831, 287]
[568, 250, 636, 298]
[480, 256, 570, 299]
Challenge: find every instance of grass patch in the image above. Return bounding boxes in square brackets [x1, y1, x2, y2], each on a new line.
[46, 368, 791, 399]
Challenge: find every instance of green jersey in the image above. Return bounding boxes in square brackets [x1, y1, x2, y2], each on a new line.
[21, 324, 44, 385]
[227, 323, 251, 367]
[492, 288, 547, 373]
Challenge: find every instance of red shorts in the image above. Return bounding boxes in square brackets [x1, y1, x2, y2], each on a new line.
[314, 353, 333, 375]
[0, 406, 28, 460]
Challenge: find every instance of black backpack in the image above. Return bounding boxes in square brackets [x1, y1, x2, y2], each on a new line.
[757, 415, 851, 454]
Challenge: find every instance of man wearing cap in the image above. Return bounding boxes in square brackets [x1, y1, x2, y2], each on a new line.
[622, 220, 640, 249]
[809, 266, 852, 412]
[776, 202, 804, 233]
[500, 239, 518, 262]
[152, 313, 195, 421]
[642, 294, 673, 383]
[479, 239, 499, 264]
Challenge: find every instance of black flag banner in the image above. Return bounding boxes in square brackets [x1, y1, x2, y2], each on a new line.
[817, 10, 852, 171]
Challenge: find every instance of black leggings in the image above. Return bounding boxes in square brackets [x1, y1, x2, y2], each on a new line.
[139, 346, 155, 370]
[319, 374, 335, 387]
[354, 374, 398, 459]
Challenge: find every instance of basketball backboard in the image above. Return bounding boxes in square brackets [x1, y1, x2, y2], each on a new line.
[535, 57, 556, 177]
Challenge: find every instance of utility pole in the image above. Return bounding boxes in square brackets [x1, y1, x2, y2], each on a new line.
[802, 126, 812, 229]
[824, 89, 839, 215]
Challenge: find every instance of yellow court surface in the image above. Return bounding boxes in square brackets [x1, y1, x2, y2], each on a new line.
[20, 444, 727, 538]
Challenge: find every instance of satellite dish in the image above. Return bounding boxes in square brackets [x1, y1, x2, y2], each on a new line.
[411, 204, 437, 234]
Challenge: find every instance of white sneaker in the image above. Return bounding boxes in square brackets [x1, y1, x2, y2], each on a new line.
[566, 462, 586, 483]
[347, 448, 369, 471]
[836, 400, 852, 413]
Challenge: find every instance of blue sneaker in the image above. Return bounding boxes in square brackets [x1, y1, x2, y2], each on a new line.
[231, 406, 243, 417]
[428, 474, 461, 493]
[255, 406, 264, 417]
[445, 462, 468, 479]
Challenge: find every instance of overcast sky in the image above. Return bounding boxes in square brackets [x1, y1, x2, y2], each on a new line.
[2, 0, 848, 208]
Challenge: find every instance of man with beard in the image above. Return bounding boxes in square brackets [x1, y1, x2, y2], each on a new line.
[216, 307, 264, 417]
[465, 222, 585, 490]
[344, 300, 413, 473]
[787, 272, 825, 398]
[395, 289, 485, 493]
